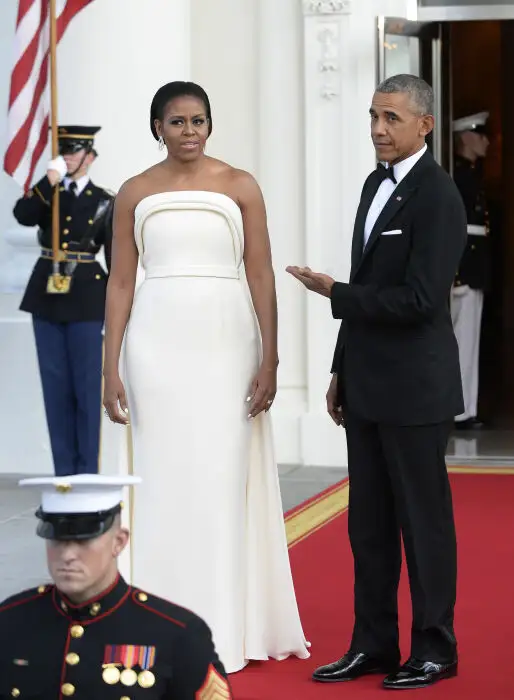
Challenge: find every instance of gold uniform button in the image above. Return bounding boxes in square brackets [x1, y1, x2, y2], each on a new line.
[11, 689, 20, 698]
[121, 697, 131, 700]
[137, 592, 148, 602]
[66, 216, 72, 222]
[61, 683, 75, 696]
[63, 228, 70, 235]
[62, 242, 69, 250]
[86, 189, 93, 196]
[70, 625, 84, 639]
[66, 652, 80, 666]
[88, 219, 94, 225]
[95, 274, 101, 280]
[37, 585, 46, 594]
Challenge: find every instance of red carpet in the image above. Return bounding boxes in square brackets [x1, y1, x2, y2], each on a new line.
[230, 472, 514, 699]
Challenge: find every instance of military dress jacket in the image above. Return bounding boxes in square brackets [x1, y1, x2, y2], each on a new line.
[0, 575, 232, 700]
[453, 155, 491, 291]
[13, 175, 114, 323]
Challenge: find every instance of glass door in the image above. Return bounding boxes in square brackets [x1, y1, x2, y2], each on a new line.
[376, 17, 450, 169]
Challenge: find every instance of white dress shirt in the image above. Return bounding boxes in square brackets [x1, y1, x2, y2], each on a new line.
[363, 144, 427, 248]
[63, 174, 90, 196]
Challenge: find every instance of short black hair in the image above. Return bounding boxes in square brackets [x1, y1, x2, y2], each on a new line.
[150, 81, 212, 140]
[376, 74, 434, 116]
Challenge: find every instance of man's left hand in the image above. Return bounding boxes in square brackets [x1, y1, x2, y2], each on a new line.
[286, 266, 335, 297]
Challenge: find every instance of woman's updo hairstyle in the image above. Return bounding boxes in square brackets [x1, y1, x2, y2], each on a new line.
[150, 81, 213, 140]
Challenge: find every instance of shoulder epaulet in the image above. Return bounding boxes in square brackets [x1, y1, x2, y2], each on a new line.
[131, 588, 199, 629]
[0, 583, 53, 613]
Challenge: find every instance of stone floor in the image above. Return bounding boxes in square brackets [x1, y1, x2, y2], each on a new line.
[0, 465, 347, 603]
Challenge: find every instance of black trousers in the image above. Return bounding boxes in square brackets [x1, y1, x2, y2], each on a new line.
[345, 411, 457, 663]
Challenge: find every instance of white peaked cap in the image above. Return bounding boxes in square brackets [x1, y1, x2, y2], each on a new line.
[19, 474, 141, 514]
[452, 111, 489, 133]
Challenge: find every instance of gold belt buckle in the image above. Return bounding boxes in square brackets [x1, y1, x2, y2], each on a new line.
[47, 274, 72, 294]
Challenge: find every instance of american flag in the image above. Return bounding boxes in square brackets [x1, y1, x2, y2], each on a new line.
[4, 0, 95, 191]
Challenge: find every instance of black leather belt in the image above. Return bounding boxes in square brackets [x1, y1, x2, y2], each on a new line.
[40, 248, 95, 262]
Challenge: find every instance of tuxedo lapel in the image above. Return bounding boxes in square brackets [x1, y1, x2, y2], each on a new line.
[351, 173, 381, 273]
[351, 151, 434, 280]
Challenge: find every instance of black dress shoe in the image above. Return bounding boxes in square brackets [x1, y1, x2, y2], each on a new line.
[383, 657, 458, 689]
[454, 417, 485, 430]
[312, 651, 399, 683]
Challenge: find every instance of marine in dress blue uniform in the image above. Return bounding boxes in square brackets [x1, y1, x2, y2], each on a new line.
[451, 112, 491, 429]
[13, 126, 114, 475]
[0, 475, 232, 700]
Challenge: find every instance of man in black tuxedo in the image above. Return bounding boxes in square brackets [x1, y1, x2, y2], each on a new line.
[287, 74, 466, 690]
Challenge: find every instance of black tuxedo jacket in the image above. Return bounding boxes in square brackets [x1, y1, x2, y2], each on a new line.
[331, 150, 467, 425]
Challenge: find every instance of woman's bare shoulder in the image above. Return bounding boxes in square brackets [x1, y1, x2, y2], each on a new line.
[206, 158, 262, 201]
[117, 165, 164, 208]
[228, 168, 263, 206]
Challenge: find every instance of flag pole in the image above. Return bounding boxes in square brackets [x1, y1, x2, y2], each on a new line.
[48, 0, 65, 292]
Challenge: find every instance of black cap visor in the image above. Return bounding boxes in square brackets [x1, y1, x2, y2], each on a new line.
[58, 140, 94, 155]
[35, 505, 121, 541]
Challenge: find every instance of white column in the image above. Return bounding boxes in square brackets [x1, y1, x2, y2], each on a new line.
[299, 0, 353, 467]
[0, 0, 192, 475]
[256, 0, 306, 465]
[299, 0, 413, 468]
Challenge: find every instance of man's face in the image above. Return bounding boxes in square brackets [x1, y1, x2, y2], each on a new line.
[46, 523, 128, 600]
[370, 90, 434, 165]
[60, 147, 95, 177]
[461, 130, 490, 159]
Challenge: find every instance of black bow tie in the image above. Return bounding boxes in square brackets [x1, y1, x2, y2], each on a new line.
[376, 162, 397, 185]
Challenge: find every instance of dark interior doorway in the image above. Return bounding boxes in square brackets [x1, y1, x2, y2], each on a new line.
[449, 20, 514, 427]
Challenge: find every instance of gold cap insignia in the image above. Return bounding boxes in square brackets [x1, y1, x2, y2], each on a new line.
[196, 664, 231, 699]
[55, 483, 72, 493]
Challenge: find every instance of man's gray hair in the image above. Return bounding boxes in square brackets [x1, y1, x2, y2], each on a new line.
[376, 74, 434, 116]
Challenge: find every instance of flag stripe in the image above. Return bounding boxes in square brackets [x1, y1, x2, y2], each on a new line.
[16, 0, 36, 26]
[4, 0, 95, 190]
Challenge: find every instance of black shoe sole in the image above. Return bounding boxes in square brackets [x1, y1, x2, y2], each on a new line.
[312, 667, 398, 683]
[383, 666, 458, 690]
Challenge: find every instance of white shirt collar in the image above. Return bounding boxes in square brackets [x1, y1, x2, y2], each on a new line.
[63, 174, 90, 195]
[383, 144, 427, 185]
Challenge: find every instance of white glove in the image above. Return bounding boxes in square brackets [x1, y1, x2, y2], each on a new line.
[47, 155, 67, 181]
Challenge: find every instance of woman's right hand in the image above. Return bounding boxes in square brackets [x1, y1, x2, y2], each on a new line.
[103, 373, 129, 425]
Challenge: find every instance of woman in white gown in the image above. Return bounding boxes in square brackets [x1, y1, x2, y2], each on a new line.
[103, 81, 309, 673]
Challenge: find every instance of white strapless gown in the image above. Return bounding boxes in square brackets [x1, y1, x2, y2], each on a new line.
[117, 191, 309, 673]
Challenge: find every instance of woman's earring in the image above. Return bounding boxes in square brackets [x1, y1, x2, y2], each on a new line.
[158, 135, 165, 150]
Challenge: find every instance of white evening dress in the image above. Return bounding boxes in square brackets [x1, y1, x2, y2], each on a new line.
[117, 191, 310, 673]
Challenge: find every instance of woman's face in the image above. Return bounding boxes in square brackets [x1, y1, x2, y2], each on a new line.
[156, 95, 210, 162]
